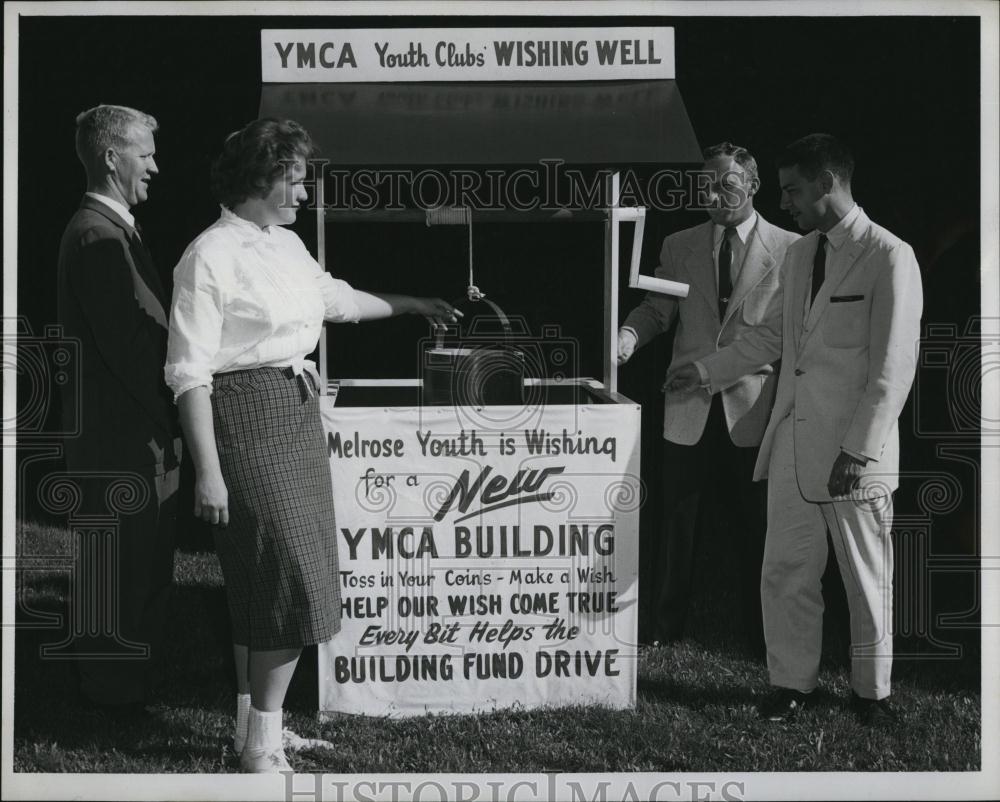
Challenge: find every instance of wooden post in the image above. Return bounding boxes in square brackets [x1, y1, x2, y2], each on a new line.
[316, 166, 328, 394]
[604, 171, 620, 393]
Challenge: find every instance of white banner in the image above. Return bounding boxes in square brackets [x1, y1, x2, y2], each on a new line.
[318, 401, 641, 717]
[262, 27, 674, 82]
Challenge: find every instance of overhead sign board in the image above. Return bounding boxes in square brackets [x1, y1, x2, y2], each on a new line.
[262, 28, 675, 82]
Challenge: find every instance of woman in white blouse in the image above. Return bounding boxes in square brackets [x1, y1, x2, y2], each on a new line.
[165, 119, 457, 773]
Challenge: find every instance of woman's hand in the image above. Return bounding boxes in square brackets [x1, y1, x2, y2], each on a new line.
[410, 297, 464, 329]
[177, 386, 229, 525]
[194, 469, 229, 526]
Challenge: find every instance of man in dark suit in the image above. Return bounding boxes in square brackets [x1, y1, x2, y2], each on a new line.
[617, 142, 799, 651]
[57, 104, 180, 711]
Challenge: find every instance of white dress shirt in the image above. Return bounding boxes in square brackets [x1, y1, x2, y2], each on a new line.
[804, 203, 861, 315]
[684, 212, 758, 386]
[621, 211, 759, 349]
[165, 206, 361, 401]
[712, 210, 758, 291]
[85, 191, 136, 229]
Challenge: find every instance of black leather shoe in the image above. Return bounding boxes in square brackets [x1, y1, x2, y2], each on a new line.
[758, 687, 814, 721]
[850, 692, 896, 726]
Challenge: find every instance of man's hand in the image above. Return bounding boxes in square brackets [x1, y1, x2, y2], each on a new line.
[616, 328, 637, 365]
[665, 363, 702, 394]
[827, 450, 867, 497]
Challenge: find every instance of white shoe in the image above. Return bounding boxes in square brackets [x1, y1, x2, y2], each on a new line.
[240, 747, 292, 773]
[282, 728, 335, 752]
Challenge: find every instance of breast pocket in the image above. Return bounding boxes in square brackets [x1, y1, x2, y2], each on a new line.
[821, 297, 868, 348]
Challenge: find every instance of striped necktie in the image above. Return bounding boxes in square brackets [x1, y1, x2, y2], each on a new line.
[718, 227, 736, 319]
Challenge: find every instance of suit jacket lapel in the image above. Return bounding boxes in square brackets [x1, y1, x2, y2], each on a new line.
[79, 196, 169, 328]
[125, 234, 169, 329]
[792, 236, 814, 348]
[801, 215, 870, 343]
[684, 222, 721, 320]
[128, 230, 169, 308]
[722, 218, 776, 327]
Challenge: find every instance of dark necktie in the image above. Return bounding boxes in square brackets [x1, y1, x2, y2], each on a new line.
[127, 223, 169, 328]
[130, 224, 159, 286]
[718, 227, 736, 319]
[130, 227, 153, 279]
[131, 222, 149, 261]
[810, 233, 827, 306]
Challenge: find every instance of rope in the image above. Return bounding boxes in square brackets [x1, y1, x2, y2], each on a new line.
[466, 207, 485, 300]
[425, 205, 485, 301]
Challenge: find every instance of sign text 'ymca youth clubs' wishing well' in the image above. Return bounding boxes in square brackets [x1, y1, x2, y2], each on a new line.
[262, 28, 675, 82]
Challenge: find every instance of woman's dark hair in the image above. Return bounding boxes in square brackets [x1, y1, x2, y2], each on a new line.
[210, 118, 316, 208]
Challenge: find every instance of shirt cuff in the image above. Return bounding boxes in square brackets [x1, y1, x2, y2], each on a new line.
[164, 363, 214, 403]
[841, 447, 870, 464]
[694, 360, 711, 389]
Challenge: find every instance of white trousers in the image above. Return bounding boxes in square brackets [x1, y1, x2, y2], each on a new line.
[764, 415, 894, 700]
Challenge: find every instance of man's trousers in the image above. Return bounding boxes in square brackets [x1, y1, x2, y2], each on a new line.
[649, 394, 767, 650]
[67, 461, 179, 706]
[764, 414, 894, 699]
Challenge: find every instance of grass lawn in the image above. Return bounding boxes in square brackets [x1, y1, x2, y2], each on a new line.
[12, 520, 981, 774]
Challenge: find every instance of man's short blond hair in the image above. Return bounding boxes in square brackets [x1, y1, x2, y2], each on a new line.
[74, 104, 158, 177]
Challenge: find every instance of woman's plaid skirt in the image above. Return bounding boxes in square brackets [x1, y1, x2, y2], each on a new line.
[211, 367, 341, 649]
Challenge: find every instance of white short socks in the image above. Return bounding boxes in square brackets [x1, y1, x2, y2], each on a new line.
[234, 692, 251, 754]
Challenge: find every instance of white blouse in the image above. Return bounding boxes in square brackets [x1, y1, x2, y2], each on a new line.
[164, 206, 361, 400]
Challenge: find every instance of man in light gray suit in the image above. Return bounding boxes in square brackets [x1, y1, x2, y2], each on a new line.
[618, 142, 799, 650]
[671, 134, 923, 725]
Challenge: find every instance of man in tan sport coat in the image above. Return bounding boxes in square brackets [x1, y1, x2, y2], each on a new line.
[618, 142, 799, 650]
[672, 134, 923, 725]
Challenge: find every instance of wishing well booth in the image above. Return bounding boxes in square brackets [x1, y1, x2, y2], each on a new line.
[259, 27, 700, 717]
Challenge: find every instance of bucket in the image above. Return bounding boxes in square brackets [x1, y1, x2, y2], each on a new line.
[422, 298, 525, 406]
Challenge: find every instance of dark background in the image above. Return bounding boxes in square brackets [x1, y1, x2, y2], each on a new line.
[15, 13, 983, 666]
